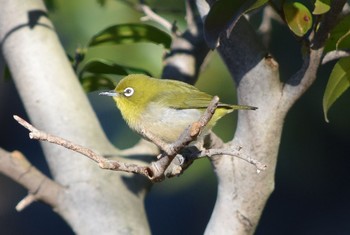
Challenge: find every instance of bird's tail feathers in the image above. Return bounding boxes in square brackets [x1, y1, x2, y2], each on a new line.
[231, 104, 258, 110]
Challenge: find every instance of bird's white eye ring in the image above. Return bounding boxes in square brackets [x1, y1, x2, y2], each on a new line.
[123, 87, 134, 97]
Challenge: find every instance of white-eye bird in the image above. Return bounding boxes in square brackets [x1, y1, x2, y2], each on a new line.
[100, 74, 257, 144]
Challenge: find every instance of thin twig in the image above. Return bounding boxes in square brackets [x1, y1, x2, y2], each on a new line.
[13, 115, 153, 178]
[13, 96, 263, 182]
[162, 0, 209, 84]
[16, 194, 36, 211]
[139, 0, 179, 35]
[12, 96, 219, 181]
[198, 148, 267, 172]
[258, 5, 283, 46]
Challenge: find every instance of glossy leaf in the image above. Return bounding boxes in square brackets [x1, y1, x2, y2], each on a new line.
[81, 75, 116, 92]
[80, 59, 129, 78]
[87, 23, 171, 49]
[324, 15, 350, 52]
[323, 57, 350, 122]
[204, 0, 267, 49]
[80, 59, 152, 77]
[247, 0, 269, 12]
[283, 2, 313, 37]
[313, 0, 331, 15]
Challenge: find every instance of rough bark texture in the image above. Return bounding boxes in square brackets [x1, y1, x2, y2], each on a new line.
[196, 0, 339, 234]
[206, 18, 283, 234]
[0, 1, 150, 234]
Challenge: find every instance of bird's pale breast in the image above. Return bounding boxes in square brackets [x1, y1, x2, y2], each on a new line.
[139, 102, 202, 143]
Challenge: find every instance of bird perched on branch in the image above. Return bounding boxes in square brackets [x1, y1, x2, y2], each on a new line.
[100, 74, 257, 144]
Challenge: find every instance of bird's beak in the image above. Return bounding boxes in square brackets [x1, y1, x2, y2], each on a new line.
[99, 90, 118, 97]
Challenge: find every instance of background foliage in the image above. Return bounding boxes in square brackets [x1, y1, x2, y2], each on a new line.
[0, 0, 349, 234]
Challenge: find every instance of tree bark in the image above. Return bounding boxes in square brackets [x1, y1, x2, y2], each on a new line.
[206, 32, 283, 234]
[0, 1, 150, 234]
[196, 1, 327, 234]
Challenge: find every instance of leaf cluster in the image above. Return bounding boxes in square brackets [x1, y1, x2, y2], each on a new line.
[70, 23, 171, 92]
[202, 0, 349, 122]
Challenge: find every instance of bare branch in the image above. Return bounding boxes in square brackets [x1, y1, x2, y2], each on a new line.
[197, 147, 267, 172]
[165, 146, 267, 178]
[282, 48, 324, 109]
[13, 96, 259, 182]
[13, 115, 154, 178]
[257, 5, 283, 46]
[1, 0, 150, 233]
[322, 49, 350, 64]
[12, 95, 219, 182]
[342, 2, 350, 15]
[162, 0, 209, 84]
[16, 194, 36, 211]
[165, 136, 267, 178]
[0, 148, 63, 211]
[139, 0, 178, 35]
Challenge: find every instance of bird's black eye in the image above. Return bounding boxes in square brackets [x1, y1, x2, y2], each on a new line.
[123, 87, 134, 97]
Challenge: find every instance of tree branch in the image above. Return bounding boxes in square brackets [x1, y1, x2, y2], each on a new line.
[282, 1, 348, 108]
[0, 148, 63, 211]
[322, 49, 350, 64]
[282, 48, 324, 109]
[199, 2, 347, 234]
[162, 0, 210, 84]
[14, 96, 264, 182]
[196, 2, 281, 234]
[311, 0, 348, 49]
[257, 5, 283, 46]
[13, 115, 154, 178]
[139, 0, 179, 35]
[13, 97, 219, 182]
[195, 147, 267, 172]
[0, 1, 151, 233]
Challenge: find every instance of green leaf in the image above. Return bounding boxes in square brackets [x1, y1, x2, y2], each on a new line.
[283, 2, 313, 37]
[79, 59, 153, 92]
[324, 15, 350, 52]
[313, 0, 331, 15]
[87, 23, 172, 49]
[247, 0, 269, 12]
[79, 59, 152, 79]
[323, 57, 350, 122]
[204, 0, 267, 49]
[80, 59, 128, 78]
[81, 75, 116, 92]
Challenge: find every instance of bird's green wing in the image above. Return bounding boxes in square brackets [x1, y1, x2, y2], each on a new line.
[151, 79, 257, 110]
[152, 83, 226, 109]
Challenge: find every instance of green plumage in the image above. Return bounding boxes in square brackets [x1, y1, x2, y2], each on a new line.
[101, 74, 257, 143]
